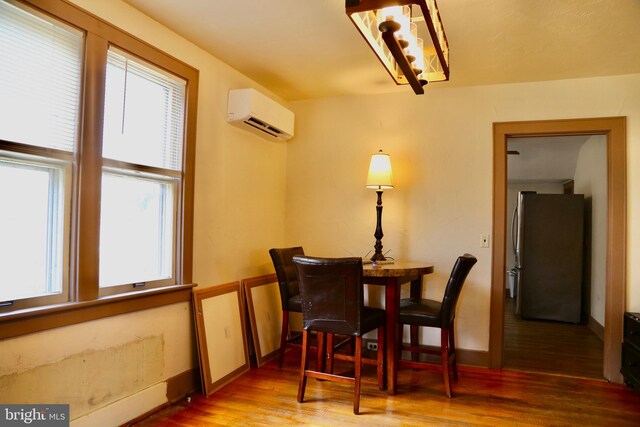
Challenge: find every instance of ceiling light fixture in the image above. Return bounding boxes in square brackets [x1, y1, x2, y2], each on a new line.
[346, 0, 449, 95]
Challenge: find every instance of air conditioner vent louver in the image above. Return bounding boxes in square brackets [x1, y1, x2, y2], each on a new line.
[244, 117, 287, 139]
[227, 88, 294, 141]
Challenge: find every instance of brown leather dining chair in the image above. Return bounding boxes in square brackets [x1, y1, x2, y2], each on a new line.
[293, 255, 385, 415]
[269, 247, 306, 368]
[397, 253, 477, 397]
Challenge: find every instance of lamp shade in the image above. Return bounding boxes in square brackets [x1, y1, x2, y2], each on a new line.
[366, 150, 393, 189]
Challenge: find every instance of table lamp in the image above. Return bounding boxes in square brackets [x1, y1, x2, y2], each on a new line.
[366, 149, 393, 262]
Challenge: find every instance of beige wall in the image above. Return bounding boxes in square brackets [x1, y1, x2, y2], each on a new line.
[1, 0, 289, 424]
[0, 304, 192, 424]
[574, 135, 608, 325]
[287, 74, 640, 352]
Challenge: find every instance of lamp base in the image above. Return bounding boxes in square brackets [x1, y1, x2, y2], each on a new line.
[370, 252, 386, 262]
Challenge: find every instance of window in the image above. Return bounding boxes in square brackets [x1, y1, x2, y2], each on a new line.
[0, 0, 79, 310]
[0, 0, 197, 337]
[103, 48, 185, 171]
[0, 0, 83, 151]
[99, 172, 175, 288]
[99, 48, 185, 293]
[0, 156, 68, 305]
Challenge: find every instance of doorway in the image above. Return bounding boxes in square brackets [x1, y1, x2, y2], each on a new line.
[489, 117, 626, 383]
[503, 135, 605, 379]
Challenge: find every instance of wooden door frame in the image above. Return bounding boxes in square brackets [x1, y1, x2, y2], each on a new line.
[490, 117, 626, 383]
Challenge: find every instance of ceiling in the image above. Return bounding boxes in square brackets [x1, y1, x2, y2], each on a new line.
[122, 0, 640, 101]
[507, 135, 596, 183]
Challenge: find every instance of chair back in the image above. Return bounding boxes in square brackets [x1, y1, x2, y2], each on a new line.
[293, 256, 364, 336]
[269, 247, 305, 310]
[440, 253, 477, 328]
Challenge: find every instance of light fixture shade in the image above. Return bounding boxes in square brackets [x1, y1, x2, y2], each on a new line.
[366, 150, 393, 189]
[376, 5, 410, 32]
[346, 0, 449, 95]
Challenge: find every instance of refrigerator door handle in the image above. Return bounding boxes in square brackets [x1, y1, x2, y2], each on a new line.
[511, 204, 518, 257]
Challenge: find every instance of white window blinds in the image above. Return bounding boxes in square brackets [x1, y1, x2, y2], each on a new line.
[103, 47, 186, 171]
[0, 0, 83, 152]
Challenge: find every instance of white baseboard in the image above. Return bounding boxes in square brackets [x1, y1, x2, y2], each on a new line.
[71, 382, 167, 427]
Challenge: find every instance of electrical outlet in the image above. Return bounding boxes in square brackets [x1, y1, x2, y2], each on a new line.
[481, 233, 490, 248]
[366, 342, 378, 351]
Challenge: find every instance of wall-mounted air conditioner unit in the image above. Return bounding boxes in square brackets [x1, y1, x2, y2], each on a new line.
[227, 88, 294, 141]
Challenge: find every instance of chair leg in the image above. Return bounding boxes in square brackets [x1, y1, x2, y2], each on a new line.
[278, 310, 289, 368]
[441, 328, 452, 398]
[297, 329, 309, 403]
[353, 336, 362, 415]
[326, 333, 334, 374]
[410, 324, 420, 362]
[316, 332, 326, 373]
[347, 336, 356, 355]
[449, 322, 458, 380]
[376, 326, 385, 391]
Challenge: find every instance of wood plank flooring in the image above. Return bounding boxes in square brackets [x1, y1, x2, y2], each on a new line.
[132, 349, 640, 426]
[503, 296, 604, 379]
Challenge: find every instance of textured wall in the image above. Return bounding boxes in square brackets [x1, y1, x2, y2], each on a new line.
[287, 74, 640, 351]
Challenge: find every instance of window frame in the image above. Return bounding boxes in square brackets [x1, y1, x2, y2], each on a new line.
[98, 167, 180, 295]
[0, 147, 72, 310]
[0, 0, 198, 339]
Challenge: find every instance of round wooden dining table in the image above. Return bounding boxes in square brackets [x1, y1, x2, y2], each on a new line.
[363, 261, 434, 395]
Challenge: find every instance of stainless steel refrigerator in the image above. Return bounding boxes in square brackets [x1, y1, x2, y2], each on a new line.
[512, 191, 584, 323]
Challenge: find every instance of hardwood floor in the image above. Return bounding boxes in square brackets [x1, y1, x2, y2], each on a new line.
[133, 349, 640, 426]
[503, 296, 604, 379]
